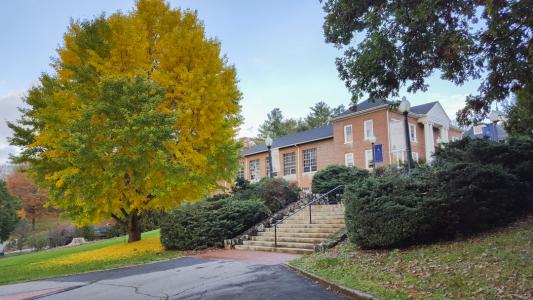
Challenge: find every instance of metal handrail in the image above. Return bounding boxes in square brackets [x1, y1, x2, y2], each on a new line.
[274, 185, 343, 247]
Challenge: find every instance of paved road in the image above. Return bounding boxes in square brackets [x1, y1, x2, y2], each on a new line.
[0, 252, 344, 300]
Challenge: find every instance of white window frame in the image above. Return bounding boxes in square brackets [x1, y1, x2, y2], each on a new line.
[249, 159, 260, 181]
[451, 136, 459, 142]
[237, 162, 245, 178]
[412, 152, 419, 162]
[283, 152, 296, 175]
[364, 149, 374, 169]
[344, 125, 353, 144]
[473, 125, 484, 135]
[364, 120, 374, 140]
[303, 148, 317, 173]
[409, 123, 417, 142]
[344, 153, 354, 167]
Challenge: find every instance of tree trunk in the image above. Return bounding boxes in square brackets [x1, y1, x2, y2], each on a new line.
[127, 210, 142, 243]
[31, 217, 36, 232]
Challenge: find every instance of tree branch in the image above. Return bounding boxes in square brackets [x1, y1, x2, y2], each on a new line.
[111, 213, 127, 225]
[120, 208, 129, 218]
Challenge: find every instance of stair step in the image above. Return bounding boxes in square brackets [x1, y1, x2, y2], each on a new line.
[251, 236, 328, 243]
[275, 223, 344, 228]
[234, 244, 314, 254]
[284, 219, 345, 225]
[243, 240, 316, 249]
[264, 227, 339, 233]
[257, 231, 334, 238]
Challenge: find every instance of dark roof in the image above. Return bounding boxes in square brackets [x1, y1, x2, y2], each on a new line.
[241, 124, 333, 156]
[464, 123, 508, 141]
[410, 101, 438, 114]
[334, 99, 437, 119]
[334, 99, 389, 118]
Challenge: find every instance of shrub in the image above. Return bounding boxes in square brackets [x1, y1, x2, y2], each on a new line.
[344, 173, 437, 248]
[432, 162, 531, 235]
[312, 165, 369, 196]
[10, 220, 32, 250]
[28, 235, 48, 251]
[345, 162, 533, 249]
[48, 223, 75, 248]
[75, 225, 96, 241]
[160, 197, 269, 250]
[251, 177, 300, 211]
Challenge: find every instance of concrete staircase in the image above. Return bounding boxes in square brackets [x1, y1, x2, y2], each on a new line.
[235, 204, 345, 254]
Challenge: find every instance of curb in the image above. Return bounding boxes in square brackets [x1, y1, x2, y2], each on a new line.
[285, 263, 378, 300]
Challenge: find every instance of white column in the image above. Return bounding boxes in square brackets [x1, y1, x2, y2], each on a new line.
[424, 122, 435, 162]
[441, 126, 449, 143]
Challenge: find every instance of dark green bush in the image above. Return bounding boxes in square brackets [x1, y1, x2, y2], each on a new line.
[344, 172, 437, 248]
[75, 225, 96, 241]
[345, 160, 533, 249]
[28, 235, 48, 251]
[311, 165, 369, 195]
[160, 197, 269, 250]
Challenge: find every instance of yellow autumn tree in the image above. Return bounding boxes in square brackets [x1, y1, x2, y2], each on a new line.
[8, 0, 241, 242]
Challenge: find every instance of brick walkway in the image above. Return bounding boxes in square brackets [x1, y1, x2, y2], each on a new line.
[192, 249, 300, 265]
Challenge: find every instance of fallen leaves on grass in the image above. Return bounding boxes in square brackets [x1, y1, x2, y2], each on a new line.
[40, 235, 164, 267]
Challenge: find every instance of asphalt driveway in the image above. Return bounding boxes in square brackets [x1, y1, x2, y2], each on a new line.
[0, 251, 344, 300]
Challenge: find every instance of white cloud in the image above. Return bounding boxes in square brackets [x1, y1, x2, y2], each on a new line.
[0, 90, 26, 163]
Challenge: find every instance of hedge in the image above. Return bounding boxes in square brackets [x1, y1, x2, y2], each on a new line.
[160, 197, 269, 250]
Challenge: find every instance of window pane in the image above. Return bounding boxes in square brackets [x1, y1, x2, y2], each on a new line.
[345, 153, 354, 167]
[283, 152, 296, 175]
[249, 159, 260, 180]
[303, 148, 317, 172]
[344, 125, 352, 143]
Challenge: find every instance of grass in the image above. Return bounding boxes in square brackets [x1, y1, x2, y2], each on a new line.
[0, 230, 183, 285]
[291, 218, 533, 299]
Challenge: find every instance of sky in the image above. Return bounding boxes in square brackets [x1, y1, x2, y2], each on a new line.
[0, 0, 481, 163]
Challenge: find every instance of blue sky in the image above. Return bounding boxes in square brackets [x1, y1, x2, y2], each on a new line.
[0, 0, 480, 163]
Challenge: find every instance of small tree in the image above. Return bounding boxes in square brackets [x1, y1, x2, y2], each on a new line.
[0, 180, 20, 242]
[7, 172, 47, 231]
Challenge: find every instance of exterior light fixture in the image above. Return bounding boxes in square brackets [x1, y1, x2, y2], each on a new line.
[399, 97, 414, 175]
[265, 135, 274, 178]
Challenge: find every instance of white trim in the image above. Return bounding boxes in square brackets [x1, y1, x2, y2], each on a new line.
[364, 149, 373, 169]
[409, 123, 417, 143]
[412, 152, 419, 162]
[331, 105, 388, 121]
[364, 119, 374, 140]
[344, 152, 354, 167]
[344, 125, 353, 144]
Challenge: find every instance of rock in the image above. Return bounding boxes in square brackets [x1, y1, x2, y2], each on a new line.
[67, 237, 87, 247]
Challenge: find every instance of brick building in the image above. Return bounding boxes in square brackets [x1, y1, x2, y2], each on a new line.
[239, 99, 463, 191]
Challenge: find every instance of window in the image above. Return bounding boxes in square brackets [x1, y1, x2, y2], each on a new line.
[237, 162, 244, 178]
[473, 125, 484, 135]
[283, 152, 296, 175]
[345, 153, 354, 167]
[344, 125, 353, 143]
[412, 152, 419, 162]
[364, 149, 374, 169]
[364, 120, 374, 140]
[409, 124, 417, 142]
[249, 159, 260, 181]
[451, 136, 460, 142]
[303, 148, 317, 173]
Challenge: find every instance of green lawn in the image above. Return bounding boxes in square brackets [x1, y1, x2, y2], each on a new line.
[291, 218, 533, 299]
[0, 230, 183, 285]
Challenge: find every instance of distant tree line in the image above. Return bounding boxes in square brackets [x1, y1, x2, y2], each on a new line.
[255, 101, 345, 143]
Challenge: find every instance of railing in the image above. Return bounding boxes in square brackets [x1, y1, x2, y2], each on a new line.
[274, 185, 343, 248]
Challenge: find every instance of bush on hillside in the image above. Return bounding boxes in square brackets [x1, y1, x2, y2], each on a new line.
[160, 197, 269, 250]
[345, 160, 533, 249]
[344, 172, 437, 248]
[311, 165, 369, 196]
